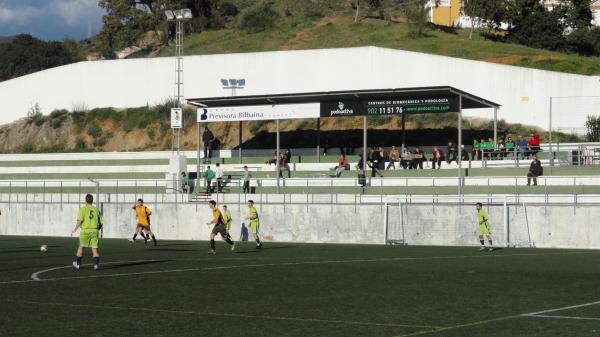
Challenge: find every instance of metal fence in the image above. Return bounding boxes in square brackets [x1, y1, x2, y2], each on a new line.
[0, 175, 599, 207]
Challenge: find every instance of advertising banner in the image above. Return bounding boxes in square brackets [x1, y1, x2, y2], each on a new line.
[197, 103, 320, 123]
[170, 108, 183, 129]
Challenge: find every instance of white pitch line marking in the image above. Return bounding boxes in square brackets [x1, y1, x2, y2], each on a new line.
[521, 300, 600, 316]
[31, 259, 160, 281]
[0, 250, 594, 285]
[524, 314, 600, 321]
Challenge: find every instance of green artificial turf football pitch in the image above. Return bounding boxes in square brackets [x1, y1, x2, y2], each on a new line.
[0, 236, 599, 337]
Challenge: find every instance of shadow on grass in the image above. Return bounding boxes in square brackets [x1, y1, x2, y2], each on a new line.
[234, 245, 297, 254]
[100, 260, 170, 270]
[0, 245, 59, 251]
[150, 248, 196, 252]
[151, 243, 193, 247]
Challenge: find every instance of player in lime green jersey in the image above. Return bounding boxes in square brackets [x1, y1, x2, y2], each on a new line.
[223, 205, 233, 233]
[245, 200, 262, 249]
[476, 202, 493, 252]
[70, 194, 104, 270]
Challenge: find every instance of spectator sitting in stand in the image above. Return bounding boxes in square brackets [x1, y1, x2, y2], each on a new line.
[528, 130, 541, 157]
[333, 154, 350, 178]
[431, 146, 443, 169]
[480, 138, 489, 159]
[487, 138, 496, 159]
[505, 136, 515, 158]
[400, 147, 410, 169]
[278, 154, 291, 178]
[446, 141, 457, 164]
[472, 139, 480, 160]
[516, 135, 528, 159]
[497, 139, 506, 159]
[414, 147, 425, 169]
[266, 150, 277, 165]
[387, 145, 399, 170]
[461, 145, 469, 161]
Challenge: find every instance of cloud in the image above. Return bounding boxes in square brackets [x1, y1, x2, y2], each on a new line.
[0, 0, 104, 40]
[51, 0, 101, 26]
[0, 4, 42, 25]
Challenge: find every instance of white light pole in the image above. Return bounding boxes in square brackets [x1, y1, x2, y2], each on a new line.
[222, 78, 246, 164]
[165, 9, 192, 153]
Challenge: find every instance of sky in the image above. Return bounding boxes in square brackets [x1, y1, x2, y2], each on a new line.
[0, 0, 104, 41]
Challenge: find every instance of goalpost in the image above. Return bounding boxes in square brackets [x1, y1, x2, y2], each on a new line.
[384, 196, 534, 248]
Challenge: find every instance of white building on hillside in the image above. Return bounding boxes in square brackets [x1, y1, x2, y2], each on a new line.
[0, 46, 598, 133]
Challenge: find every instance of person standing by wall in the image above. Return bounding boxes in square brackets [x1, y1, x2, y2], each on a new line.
[215, 163, 224, 193]
[204, 165, 215, 194]
[202, 126, 214, 160]
[527, 154, 543, 186]
[242, 165, 251, 194]
[181, 171, 189, 193]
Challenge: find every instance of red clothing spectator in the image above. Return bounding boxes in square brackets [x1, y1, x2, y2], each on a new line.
[528, 131, 541, 156]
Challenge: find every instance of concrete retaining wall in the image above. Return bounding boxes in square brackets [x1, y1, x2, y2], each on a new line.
[0, 199, 599, 249]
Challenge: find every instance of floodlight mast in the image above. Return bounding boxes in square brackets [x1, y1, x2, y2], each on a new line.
[164, 8, 192, 153]
[221, 78, 246, 163]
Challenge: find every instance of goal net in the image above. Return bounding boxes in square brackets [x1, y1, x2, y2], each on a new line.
[385, 197, 533, 248]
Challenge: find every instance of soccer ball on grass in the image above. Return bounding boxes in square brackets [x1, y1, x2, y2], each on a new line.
[40, 245, 48, 253]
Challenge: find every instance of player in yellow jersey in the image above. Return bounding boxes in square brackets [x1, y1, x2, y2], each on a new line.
[476, 202, 493, 252]
[70, 194, 103, 270]
[245, 200, 262, 249]
[206, 200, 235, 254]
[223, 205, 233, 233]
[131, 199, 157, 246]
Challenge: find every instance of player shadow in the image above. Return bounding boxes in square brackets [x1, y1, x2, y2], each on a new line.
[151, 243, 193, 247]
[100, 260, 170, 270]
[0, 245, 58, 251]
[491, 247, 504, 252]
[150, 248, 196, 252]
[234, 246, 297, 254]
[0, 246, 58, 254]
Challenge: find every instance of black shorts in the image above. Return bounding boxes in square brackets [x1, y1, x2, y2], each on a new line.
[211, 223, 227, 237]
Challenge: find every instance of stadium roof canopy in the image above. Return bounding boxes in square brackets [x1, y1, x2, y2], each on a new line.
[187, 86, 500, 110]
[187, 86, 500, 194]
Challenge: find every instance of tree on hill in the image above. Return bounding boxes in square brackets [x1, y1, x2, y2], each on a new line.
[398, 0, 433, 37]
[97, 0, 222, 58]
[0, 34, 83, 82]
[505, 0, 568, 51]
[462, 0, 507, 39]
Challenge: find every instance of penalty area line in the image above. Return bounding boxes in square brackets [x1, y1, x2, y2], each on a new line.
[1, 299, 441, 330]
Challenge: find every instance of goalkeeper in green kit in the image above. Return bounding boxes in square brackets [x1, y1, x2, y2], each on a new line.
[70, 194, 103, 270]
[476, 202, 493, 252]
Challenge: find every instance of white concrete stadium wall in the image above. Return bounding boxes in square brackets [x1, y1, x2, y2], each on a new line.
[0, 47, 598, 130]
[1, 200, 599, 249]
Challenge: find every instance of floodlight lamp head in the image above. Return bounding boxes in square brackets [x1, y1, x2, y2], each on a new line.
[182, 9, 193, 19]
[174, 10, 184, 20]
[221, 79, 229, 87]
[164, 10, 175, 20]
[237, 79, 246, 87]
[228, 79, 238, 86]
